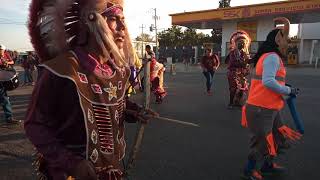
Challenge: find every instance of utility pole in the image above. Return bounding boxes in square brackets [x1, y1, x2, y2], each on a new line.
[139, 24, 146, 58]
[152, 8, 159, 59]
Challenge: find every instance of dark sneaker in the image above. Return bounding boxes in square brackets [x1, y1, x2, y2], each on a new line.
[242, 170, 263, 180]
[6, 118, 21, 124]
[261, 163, 286, 175]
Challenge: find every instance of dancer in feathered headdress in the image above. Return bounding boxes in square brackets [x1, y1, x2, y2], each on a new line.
[226, 30, 252, 109]
[25, 0, 156, 179]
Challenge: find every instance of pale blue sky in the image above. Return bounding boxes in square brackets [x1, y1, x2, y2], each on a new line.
[0, 0, 294, 51]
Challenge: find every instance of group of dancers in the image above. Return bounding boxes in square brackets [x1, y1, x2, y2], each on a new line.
[200, 17, 302, 180]
[200, 30, 251, 108]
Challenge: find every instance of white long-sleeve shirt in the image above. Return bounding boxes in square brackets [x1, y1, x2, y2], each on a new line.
[262, 53, 291, 95]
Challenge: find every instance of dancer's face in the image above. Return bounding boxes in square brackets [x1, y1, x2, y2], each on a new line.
[236, 39, 245, 50]
[205, 49, 212, 56]
[0, 49, 4, 57]
[105, 8, 126, 49]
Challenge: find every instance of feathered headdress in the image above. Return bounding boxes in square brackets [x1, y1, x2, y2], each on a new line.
[229, 30, 251, 54]
[28, 0, 133, 67]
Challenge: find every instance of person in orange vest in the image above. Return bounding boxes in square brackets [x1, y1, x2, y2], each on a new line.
[241, 17, 302, 180]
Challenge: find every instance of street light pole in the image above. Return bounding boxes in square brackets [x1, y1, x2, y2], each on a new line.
[139, 24, 146, 58]
[152, 8, 159, 59]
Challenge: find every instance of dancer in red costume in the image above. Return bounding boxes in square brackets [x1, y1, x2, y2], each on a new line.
[226, 31, 251, 109]
[145, 45, 166, 104]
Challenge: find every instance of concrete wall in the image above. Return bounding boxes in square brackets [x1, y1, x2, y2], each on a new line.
[221, 22, 237, 56]
[298, 23, 320, 63]
[257, 17, 274, 41]
[300, 40, 312, 63]
[300, 40, 320, 64]
[299, 23, 320, 40]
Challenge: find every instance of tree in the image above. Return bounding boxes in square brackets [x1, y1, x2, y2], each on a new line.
[183, 28, 199, 46]
[157, 26, 222, 48]
[135, 33, 154, 42]
[219, 0, 231, 8]
[158, 25, 183, 47]
[211, 29, 222, 44]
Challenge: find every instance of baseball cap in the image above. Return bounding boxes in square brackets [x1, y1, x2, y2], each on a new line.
[0, 44, 6, 50]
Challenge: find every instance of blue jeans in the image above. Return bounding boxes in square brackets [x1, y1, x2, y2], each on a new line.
[203, 70, 215, 91]
[24, 69, 33, 83]
[0, 87, 13, 120]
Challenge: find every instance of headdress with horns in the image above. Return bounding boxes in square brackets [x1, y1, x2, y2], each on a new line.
[28, 0, 134, 67]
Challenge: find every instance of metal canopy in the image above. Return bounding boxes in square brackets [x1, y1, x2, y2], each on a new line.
[170, 0, 320, 29]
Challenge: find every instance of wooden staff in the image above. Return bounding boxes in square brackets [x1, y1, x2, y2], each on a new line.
[125, 109, 200, 128]
[151, 116, 200, 127]
[126, 58, 151, 172]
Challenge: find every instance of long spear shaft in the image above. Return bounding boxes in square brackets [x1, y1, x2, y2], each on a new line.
[126, 58, 151, 172]
[125, 110, 200, 128]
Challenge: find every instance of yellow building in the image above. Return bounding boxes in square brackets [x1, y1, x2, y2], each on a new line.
[170, 0, 320, 64]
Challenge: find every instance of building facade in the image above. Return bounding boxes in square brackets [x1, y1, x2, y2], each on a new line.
[170, 0, 320, 64]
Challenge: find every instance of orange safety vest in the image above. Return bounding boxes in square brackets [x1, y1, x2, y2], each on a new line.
[247, 52, 286, 110]
[242, 52, 286, 127]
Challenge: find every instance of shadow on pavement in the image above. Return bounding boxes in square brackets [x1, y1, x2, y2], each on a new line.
[0, 150, 32, 162]
[0, 132, 26, 142]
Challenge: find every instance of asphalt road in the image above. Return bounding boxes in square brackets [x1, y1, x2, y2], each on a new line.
[0, 64, 319, 180]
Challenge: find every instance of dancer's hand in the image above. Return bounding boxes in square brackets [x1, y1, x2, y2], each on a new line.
[290, 87, 300, 97]
[136, 108, 159, 124]
[0, 61, 8, 68]
[144, 108, 159, 117]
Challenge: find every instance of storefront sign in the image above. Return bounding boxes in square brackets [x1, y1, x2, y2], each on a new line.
[172, 0, 320, 25]
[237, 21, 257, 41]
